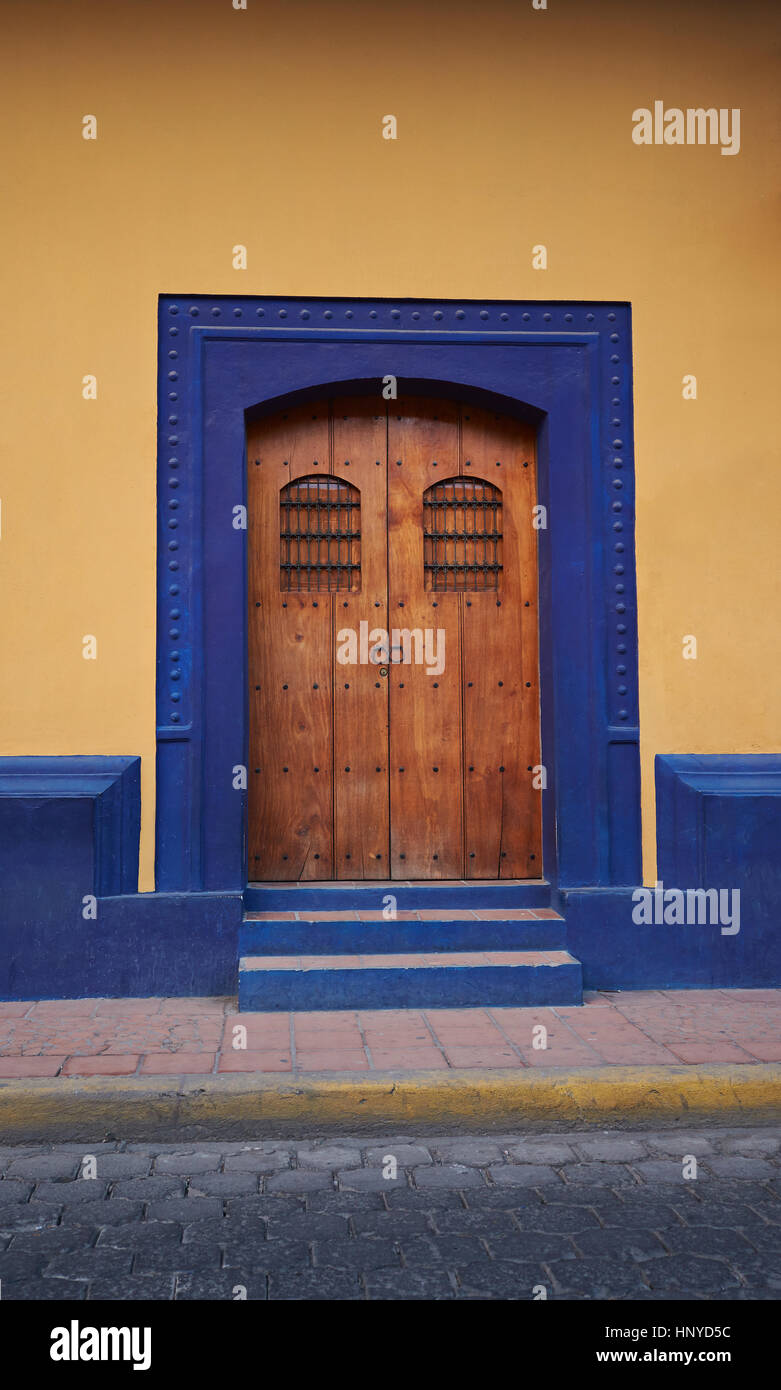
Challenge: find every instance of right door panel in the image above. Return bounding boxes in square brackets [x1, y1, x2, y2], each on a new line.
[387, 398, 542, 880]
[459, 405, 542, 877]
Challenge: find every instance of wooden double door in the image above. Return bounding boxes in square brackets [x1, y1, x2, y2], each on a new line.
[247, 395, 541, 880]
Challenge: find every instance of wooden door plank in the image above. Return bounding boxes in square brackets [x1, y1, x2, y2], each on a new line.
[331, 398, 390, 878]
[387, 398, 463, 879]
[460, 406, 542, 877]
[247, 405, 334, 880]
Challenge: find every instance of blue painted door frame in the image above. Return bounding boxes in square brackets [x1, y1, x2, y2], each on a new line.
[156, 296, 641, 897]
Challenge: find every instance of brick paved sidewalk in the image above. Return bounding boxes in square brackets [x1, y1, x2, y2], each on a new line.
[1, 988, 780, 1079]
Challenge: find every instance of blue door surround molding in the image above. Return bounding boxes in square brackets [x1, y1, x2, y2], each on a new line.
[155, 294, 642, 902]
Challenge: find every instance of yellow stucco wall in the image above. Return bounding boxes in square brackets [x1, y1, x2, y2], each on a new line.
[1, 0, 778, 890]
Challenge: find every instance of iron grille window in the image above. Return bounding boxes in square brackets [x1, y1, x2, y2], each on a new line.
[280, 474, 361, 592]
[423, 477, 502, 591]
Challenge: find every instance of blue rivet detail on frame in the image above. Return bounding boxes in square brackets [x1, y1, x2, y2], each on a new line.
[155, 294, 639, 893]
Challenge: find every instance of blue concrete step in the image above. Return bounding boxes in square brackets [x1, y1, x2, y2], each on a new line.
[244, 879, 552, 913]
[240, 908, 566, 956]
[238, 949, 582, 1011]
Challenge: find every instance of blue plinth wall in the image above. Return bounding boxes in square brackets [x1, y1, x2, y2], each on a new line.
[0, 757, 240, 999]
[564, 756, 781, 991]
[1, 752, 779, 999]
[0, 756, 140, 899]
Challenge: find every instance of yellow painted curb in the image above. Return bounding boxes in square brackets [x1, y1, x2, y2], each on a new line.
[1, 1064, 780, 1141]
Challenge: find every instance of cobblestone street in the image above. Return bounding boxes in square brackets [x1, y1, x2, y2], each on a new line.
[0, 1126, 779, 1300]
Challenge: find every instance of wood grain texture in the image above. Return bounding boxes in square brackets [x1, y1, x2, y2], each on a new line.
[460, 407, 542, 877]
[248, 395, 541, 881]
[331, 399, 390, 878]
[387, 399, 463, 878]
[247, 405, 334, 879]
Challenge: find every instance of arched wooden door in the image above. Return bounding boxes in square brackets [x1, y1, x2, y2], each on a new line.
[247, 395, 541, 880]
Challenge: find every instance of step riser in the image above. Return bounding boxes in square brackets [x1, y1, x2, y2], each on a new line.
[239, 921, 566, 955]
[244, 883, 551, 912]
[238, 963, 582, 1011]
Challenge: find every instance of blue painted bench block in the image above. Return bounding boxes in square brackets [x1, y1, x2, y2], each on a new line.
[0, 757, 241, 999]
[0, 892, 242, 1001]
[0, 756, 141, 901]
[564, 757, 781, 991]
[656, 754, 781, 885]
[654, 754, 781, 988]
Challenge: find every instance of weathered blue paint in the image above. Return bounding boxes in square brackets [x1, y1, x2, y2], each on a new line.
[562, 754, 781, 989]
[0, 757, 242, 1001]
[653, 754, 781, 988]
[243, 880, 553, 912]
[156, 295, 641, 900]
[238, 957, 582, 1011]
[0, 892, 241, 1002]
[564, 883, 781, 992]
[239, 917, 566, 956]
[656, 755, 781, 885]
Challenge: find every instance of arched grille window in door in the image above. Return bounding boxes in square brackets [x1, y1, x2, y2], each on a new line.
[280, 474, 361, 592]
[423, 476, 503, 591]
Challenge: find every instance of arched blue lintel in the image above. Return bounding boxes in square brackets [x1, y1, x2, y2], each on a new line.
[156, 296, 641, 897]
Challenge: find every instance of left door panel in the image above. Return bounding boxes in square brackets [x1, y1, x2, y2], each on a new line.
[247, 399, 389, 880]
